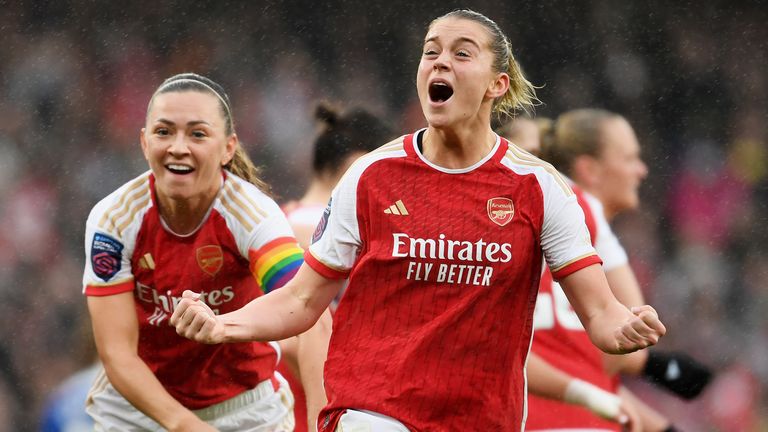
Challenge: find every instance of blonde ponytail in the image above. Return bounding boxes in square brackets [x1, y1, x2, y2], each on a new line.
[495, 45, 540, 117]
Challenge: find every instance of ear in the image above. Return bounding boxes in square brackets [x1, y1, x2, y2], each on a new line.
[223, 133, 238, 166]
[486, 72, 510, 99]
[140, 128, 149, 161]
[571, 155, 601, 189]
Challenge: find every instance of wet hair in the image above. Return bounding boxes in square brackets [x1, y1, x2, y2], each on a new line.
[311, 102, 394, 178]
[430, 9, 539, 117]
[539, 108, 622, 176]
[148, 72, 270, 194]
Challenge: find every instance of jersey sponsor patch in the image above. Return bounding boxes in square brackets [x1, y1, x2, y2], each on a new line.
[312, 198, 332, 244]
[91, 232, 124, 281]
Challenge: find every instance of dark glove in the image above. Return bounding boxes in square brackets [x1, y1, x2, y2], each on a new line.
[642, 350, 713, 399]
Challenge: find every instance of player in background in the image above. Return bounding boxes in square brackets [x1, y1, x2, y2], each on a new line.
[502, 113, 659, 431]
[171, 11, 666, 432]
[279, 102, 394, 431]
[83, 72, 330, 431]
[283, 102, 395, 250]
[501, 111, 710, 431]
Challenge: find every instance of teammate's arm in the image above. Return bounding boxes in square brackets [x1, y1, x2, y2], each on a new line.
[527, 352, 640, 431]
[171, 263, 343, 343]
[292, 224, 316, 250]
[618, 386, 677, 431]
[558, 264, 666, 355]
[87, 292, 215, 432]
[296, 308, 332, 429]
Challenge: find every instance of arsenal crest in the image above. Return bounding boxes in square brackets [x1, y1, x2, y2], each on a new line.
[196, 245, 224, 277]
[487, 197, 515, 226]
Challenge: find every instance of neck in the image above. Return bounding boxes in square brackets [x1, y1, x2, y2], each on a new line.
[602, 203, 620, 222]
[422, 123, 497, 169]
[156, 187, 219, 235]
[585, 187, 619, 222]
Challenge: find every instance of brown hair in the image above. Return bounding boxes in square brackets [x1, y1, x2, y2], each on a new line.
[431, 10, 539, 117]
[148, 72, 270, 194]
[539, 108, 621, 176]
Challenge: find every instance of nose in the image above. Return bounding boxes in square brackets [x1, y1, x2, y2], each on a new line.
[168, 134, 190, 157]
[433, 51, 451, 72]
[638, 159, 648, 179]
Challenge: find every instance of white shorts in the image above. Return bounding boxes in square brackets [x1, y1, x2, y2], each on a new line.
[336, 410, 410, 432]
[86, 369, 295, 432]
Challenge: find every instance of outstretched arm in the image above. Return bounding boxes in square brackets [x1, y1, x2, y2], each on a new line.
[88, 293, 215, 431]
[171, 263, 343, 344]
[559, 264, 666, 355]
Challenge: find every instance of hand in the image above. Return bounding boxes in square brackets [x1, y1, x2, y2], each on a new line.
[170, 290, 225, 344]
[169, 416, 219, 432]
[614, 305, 666, 354]
[617, 397, 641, 432]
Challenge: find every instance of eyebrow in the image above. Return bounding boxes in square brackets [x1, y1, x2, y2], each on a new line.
[424, 36, 482, 50]
[155, 118, 212, 127]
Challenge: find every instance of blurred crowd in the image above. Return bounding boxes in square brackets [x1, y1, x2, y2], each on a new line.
[0, 1, 765, 430]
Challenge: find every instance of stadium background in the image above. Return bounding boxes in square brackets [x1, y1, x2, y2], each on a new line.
[0, 0, 765, 430]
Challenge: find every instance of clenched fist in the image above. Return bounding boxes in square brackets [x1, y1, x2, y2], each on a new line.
[170, 290, 226, 344]
[614, 305, 666, 354]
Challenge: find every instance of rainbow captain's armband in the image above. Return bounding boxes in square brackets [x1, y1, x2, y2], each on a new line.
[249, 237, 304, 293]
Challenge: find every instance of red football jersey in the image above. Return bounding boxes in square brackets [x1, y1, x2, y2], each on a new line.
[307, 131, 600, 431]
[526, 186, 628, 431]
[83, 171, 303, 409]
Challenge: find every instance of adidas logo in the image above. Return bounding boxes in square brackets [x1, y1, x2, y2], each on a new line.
[384, 200, 409, 216]
[139, 253, 155, 270]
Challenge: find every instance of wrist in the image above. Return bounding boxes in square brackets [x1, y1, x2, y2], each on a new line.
[564, 378, 621, 420]
[166, 412, 204, 431]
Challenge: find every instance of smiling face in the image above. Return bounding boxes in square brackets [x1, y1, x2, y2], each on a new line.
[416, 17, 507, 129]
[141, 90, 236, 204]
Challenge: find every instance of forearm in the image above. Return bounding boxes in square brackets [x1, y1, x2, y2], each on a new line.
[297, 308, 332, 430]
[102, 354, 198, 430]
[527, 352, 622, 421]
[560, 265, 664, 355]
[526, 352, 571, 400]
[582, 300, 636, 354]
[219, 285, 325, 343]
[217, 263, 340, 342]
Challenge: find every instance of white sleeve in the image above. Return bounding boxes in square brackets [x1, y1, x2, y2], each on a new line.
[82, 201, 137, 293]
[539, 172, 600, 277]
[216, 176, 299, 258]
[245, 200, 298, 252]
[584, 193, 628, 272]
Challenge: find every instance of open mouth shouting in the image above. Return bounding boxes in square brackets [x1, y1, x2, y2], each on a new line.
[428, 80, 454, 105]
[166, 164, 194, 175]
